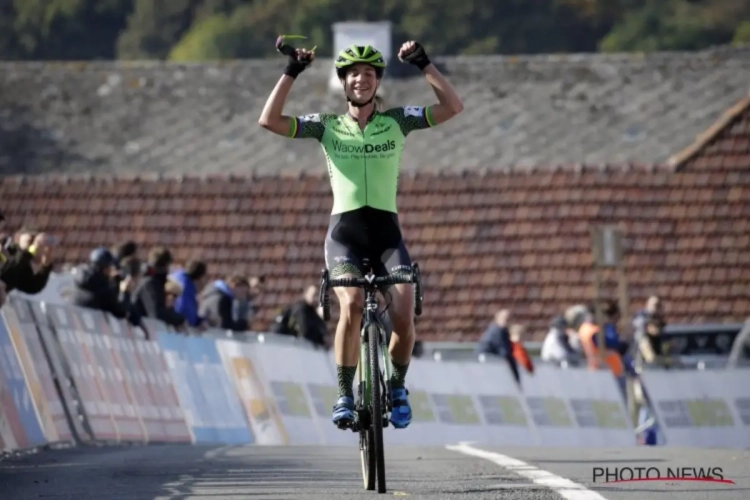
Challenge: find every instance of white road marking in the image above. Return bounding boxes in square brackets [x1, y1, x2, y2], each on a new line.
[204, 444, 236, 459]
[446, 442, 609, 500]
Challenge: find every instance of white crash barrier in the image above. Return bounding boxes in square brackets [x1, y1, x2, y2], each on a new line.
[639, 369, 750, 449]
[521, 365, 634, 447]
[3, 296, 749, 452]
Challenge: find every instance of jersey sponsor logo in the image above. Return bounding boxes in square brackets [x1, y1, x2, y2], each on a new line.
[403, 106, 424, 118]
[332, 126, 355, 137]
[299, 113, 320, 122]
[371, 125, 393, 136]
[331, 139, 396, 154]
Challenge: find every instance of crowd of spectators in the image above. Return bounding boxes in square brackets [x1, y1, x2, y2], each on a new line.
[65, 240, 336, 351]
[476, 295, 675, 445]
[0, 219, 329, 350]
[477, 296, 672, 380]
[0, 218, 422, 355]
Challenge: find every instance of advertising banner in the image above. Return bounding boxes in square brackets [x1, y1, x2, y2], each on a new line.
[641, 368, 750, 449]
[217, 340, 288, 445]
[185, 336, 253, 444]
[0, 308, 47, 448]
[45, 303, 118, 441]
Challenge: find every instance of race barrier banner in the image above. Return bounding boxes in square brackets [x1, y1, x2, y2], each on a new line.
[521, 365, 634, 447]
[157, 332, 252, 444]
[8, 299, 72, 444]
[2, 297, 749, 455]
[640, 368, 750, 449]
[0, 305, 47, 449]
[217, 340, 288, 445]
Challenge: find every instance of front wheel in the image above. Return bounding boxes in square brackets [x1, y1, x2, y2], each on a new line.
[359, 381, 375, 490]
[368, 323, 386, 493]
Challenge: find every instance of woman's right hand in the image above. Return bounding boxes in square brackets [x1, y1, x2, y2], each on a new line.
[284, 47, 316, 78]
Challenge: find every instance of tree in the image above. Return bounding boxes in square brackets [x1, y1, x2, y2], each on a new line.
[9, 0, 131, 60]
[599, 0, 728, 52]
[734, 22, 750, 44]
[117, 0, 201, 59]
[169, 10, 247, 61]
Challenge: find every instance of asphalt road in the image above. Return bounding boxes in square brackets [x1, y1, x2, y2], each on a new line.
[1, 443, 748, 499]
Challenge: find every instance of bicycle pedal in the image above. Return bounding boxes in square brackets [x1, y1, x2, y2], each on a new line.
[336, 420, 353, 430]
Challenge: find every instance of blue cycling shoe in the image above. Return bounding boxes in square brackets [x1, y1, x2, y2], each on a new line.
[389, 387, 412, 429]
[332, 396, 355, 427]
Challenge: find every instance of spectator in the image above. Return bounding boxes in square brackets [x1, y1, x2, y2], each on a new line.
[579, 300, 625, 377]
[113, 240, 138, 264]
[237, 275, 264, 328]
[476, 309, 520, 385]
[170, 260, 208, 327]
[288, 285, 330, 350]
[132, 247, 184, 328]
[631, 296, 671, 446]
[199, 274, 250, 332]
[110, 240, 139, 287]
[600, 300, 626, 352]
[632, 296, 673, 367]
[0, 227, 56, 295]
[164, 277, 183, 310]
[510, 324, 534, 375]
[71, 247, 134, 320]
[119, 255, 144, 326]
[541, 316, 582, 366]
[564, 304, 591, 353]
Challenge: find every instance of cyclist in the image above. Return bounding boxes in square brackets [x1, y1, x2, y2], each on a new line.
[259, 39, 463, 429]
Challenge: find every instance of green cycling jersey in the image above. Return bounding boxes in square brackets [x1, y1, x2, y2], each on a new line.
[289, 106, 436, 215]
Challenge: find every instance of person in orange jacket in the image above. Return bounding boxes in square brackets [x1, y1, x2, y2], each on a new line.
[578, 300, 625, 377]
[510, 324, 534, 375]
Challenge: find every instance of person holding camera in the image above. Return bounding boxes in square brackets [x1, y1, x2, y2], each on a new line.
[0, 226, 56, 297]
[72, 247, 135, 320]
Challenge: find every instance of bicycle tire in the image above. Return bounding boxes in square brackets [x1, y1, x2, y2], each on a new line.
[368, 323, 387, 493]
[359, 361, 376, 490]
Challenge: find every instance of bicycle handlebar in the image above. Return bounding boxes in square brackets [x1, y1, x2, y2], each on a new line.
[319, 263, 423, 320]
[327, 273, 414, 289]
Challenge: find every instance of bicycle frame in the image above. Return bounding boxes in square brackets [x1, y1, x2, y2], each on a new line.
[320, 263, 422, 431]
[359, 286, 393, 425]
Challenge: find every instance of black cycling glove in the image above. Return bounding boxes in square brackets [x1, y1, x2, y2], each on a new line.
[276, 36, 313, 78]
[400, 42, 431, 70]
[284, 52, 312, 78]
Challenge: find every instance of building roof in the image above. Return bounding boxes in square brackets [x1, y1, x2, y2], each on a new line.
[2, 101, 748, 340]
[1, 44, 749, 175]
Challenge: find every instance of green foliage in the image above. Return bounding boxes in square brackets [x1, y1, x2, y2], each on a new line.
[0, 0, 746, 61]
[117, 0, 201, 60]
[599, 0, 730, 52]
[733, 21, 750, 44]
[7, 0, 131, 60]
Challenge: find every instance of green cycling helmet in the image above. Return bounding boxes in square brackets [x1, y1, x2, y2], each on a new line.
[335, 44, 386, 79]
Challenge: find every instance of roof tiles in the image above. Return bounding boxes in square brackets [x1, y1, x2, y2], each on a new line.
[2, 157, 748, 341]
[1, 45, 750, 175]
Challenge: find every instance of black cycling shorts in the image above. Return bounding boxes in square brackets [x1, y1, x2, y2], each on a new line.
[324, 206, 412, 278]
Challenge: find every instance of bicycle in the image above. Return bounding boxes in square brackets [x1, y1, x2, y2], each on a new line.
[319, 258, 423, 494]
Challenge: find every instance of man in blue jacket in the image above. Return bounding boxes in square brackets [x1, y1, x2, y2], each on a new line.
[476, 309, 520, 385]
[170, 260, 208, 327]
